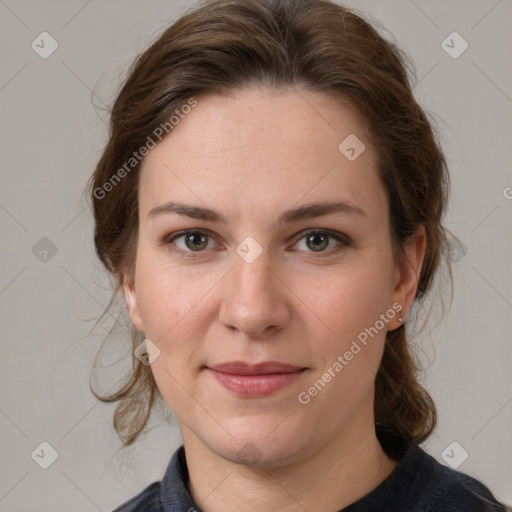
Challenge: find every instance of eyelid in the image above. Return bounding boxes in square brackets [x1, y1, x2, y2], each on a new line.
[162, 228, 220, 257]
[294, 228, 351, 246]
[289, 228, 351, 255]
[163, 227, 351, 256]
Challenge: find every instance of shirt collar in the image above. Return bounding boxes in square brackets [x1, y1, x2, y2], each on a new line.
[159, 445, 202, 511]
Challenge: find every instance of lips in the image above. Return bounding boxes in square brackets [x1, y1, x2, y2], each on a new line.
[206, 361, 307, 396]
[209, 361, 305, 375]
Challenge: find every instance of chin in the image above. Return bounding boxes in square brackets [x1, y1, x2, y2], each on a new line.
[205, 416, 313, 469]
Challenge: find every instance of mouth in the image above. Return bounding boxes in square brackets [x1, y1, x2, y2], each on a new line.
[205, 361, 308, 396]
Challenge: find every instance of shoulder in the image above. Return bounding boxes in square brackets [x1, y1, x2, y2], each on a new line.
[357, 428, 510, 512]
[111, 481, 161, 512]
[416, 451, 508, 512]
[390, 443, 508, 511]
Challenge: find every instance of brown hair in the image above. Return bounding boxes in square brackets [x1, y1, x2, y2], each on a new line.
[87, 0, 451, 448]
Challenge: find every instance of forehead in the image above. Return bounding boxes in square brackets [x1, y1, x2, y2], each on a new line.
[152, 87, 368, 156]
[138, 87, 386, 225]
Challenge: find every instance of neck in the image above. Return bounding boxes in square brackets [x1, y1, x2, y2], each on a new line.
[182, 412, 397, 511]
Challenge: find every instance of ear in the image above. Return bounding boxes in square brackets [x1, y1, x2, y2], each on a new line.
[389, 224, 426, 330]
[122, 274, 145, 333]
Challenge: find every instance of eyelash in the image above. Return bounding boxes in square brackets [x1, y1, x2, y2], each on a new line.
[162, 228, 351, 258]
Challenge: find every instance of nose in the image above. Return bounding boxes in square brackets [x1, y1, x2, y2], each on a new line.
[218, 249, 291, 338]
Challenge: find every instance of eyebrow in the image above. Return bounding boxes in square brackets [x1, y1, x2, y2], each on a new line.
[147, 200, 367, 225]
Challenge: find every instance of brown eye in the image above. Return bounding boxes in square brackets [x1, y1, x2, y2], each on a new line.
[305, 232, 329, 252]
[293, 229, 350, 254]
[165, 230, 215, 256]
[184, 232, 209, 251]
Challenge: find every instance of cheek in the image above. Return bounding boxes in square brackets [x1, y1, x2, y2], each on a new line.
[132, 252, 224, 407]
[293, 265, 392, 422]
[134, 250, 222, 339]
[294, 255, 394, 349]
[133, 271, 205, 414]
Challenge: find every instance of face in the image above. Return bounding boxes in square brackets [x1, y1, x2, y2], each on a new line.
[124, 87, 424, 467]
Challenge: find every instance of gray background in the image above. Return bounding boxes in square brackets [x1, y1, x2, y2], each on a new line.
[1, 0, 511, 510]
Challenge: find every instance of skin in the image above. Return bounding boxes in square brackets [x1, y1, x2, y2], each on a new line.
[123, 86, 426, 511]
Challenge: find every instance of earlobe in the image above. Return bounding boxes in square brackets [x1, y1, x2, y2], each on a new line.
[122, 276, 145, 333]
[389, 225, 426, 331]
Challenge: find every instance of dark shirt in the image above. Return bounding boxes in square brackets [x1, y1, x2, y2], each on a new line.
[112, 430, 509, 512]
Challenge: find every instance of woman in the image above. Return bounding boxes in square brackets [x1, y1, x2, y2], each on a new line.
[88, 0, 509, 510]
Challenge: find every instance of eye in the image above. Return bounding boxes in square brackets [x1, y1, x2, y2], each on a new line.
[293, 229, 350, 254]
[163, 228, 350, 258]
[164, 229, 216, 256]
